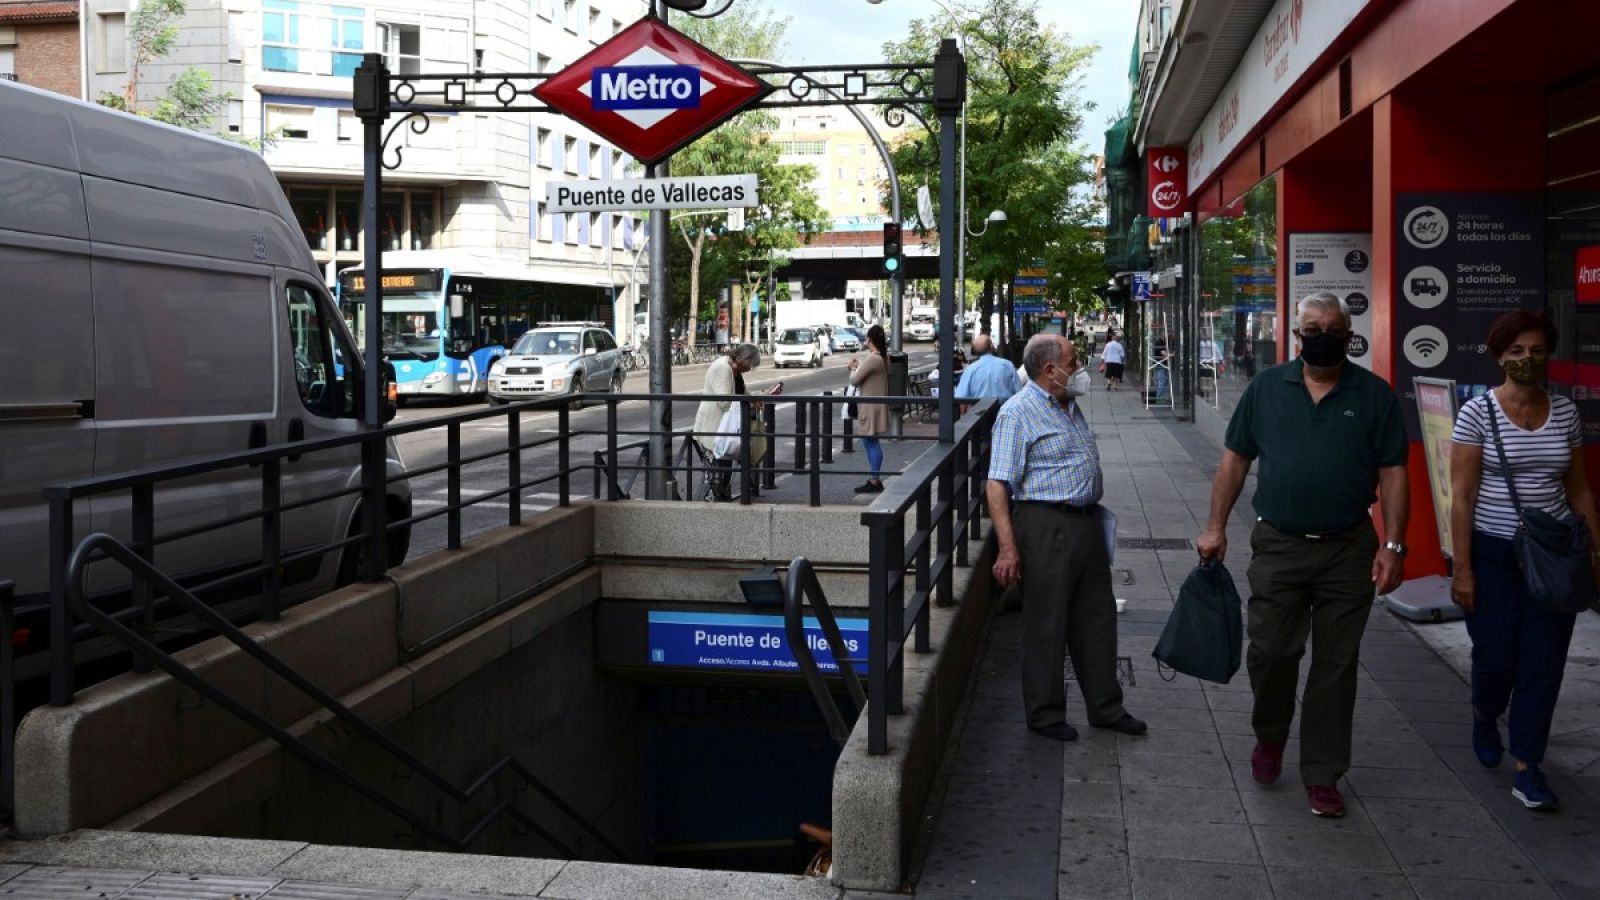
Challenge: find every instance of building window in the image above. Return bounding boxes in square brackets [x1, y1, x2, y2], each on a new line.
[563, 213, 576, 244]
[589, 212, 601, 247]
[227, 100, 244, 134]
[589, 145, 602, 178]
[588, 7, 602, 42]
[536, 53, 551, 73]
[563, 136, 577, 173]
[611, 18, 622, 35]
[536, 0, 553, 20]
[563, 0, 578, 32]
[98, 12, 127, 74]
[536, 128, 552, 167]
[534, 201, 548, 242]
[336, 109, 358, 142]
[284, 185, 440, 256]
[376, 15, 469, 76]
[227, 11, 244, 63]
[266, 104, 315, 140]
[0, 45, 15, 81]
[329, 5, 365, 77]
[378, 21, 420, 74]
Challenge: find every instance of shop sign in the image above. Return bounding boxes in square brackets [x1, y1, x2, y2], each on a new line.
[1577, 245, 1600, 304]
[646, 611, 866, 673]
[1187, 0, 1371, 192]
[1413, 377, 1459, 560]
[534, 17, 772, 167]
[1131, 271, 1152, 301]
[1146, 148, 1188, 217]
[1288, 233, 1373, 371]
[1393, 193, 1544, 439]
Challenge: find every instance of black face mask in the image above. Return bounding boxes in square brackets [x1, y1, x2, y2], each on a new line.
[1299, 331, 1348, 368]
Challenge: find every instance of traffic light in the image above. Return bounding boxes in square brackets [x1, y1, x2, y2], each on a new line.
[882, 222, 903, 277]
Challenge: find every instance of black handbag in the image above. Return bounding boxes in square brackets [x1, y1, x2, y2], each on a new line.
[1153, 559, 1243, 683]
[1485, 396, 1596, 614]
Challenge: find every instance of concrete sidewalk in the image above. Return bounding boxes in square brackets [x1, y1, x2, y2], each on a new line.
[901, 380, 1600, 899]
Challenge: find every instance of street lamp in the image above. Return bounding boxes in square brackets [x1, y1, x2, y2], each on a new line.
[967, 209, 1006, 237]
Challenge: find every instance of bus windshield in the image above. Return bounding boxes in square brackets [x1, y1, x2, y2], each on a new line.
[343, 297, 442, 360]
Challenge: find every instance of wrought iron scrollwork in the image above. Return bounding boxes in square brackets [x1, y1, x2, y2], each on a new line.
[380, 111, 432, 171]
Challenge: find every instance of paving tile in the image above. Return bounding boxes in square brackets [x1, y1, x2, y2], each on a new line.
[916, 806, 1057, 897]
[1391, 834, 1542, 883]
[1127, 857, 1273, 900]
[1380, 680, 1472, 703]
[1364, 797, 1506, 838]
[1125, 820, 1261, 866]
[1131, 705, 1215, 732]
[1265, 867, 1418, 899]
[1209, 710, 1256, 736]
[1056, 855, 1130, 900]
[1409, 876, 1559, 899]
[1060, 779, 1125, 819]
[1344, 765, 1472, 801]
[1113, 726, 1224, 759]
[1202, 690, 1258, 713]
[1250, 824, 1400, 872]
[1057, 815, 1130, 859]
[1348, 737, 1449, 770]
[1119, 783, 1246, 825]
[1120, 687, 1211, 711]
[0, 865, 27, 886]
[1119, 752, 1236, 790]
[1237, 783, 1377, 830]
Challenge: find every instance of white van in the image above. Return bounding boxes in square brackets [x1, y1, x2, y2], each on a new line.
[0, 80, 410, 677]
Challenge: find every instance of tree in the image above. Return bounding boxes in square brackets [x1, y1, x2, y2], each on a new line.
[883, 0, 1100, 341]
[98, 0, 234, 135]
[667, 5, 826, 345]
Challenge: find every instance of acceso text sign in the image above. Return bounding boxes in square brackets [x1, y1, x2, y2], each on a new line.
[546, 174, 759, 212]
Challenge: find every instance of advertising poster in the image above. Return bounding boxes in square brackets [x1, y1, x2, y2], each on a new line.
[1553, 226, 1600, 442]
[1413, 377, 1459, 560]
[647, 611, 867, 673]
[1288, 233, 1374, 370]
[1393, 193, 1545, 439]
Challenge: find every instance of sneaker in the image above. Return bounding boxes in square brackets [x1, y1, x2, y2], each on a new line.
[853, 480, 884, 494]
[1251, 740, 1285, 784]
[1512, 766, 1560, 811]
[1307, 785, 1346, 818]
[1473, 718, 1504, 769]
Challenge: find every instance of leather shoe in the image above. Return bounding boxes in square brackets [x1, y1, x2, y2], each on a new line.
[1095, 713, 1147, 736]
[1028, 722, 1079, 742]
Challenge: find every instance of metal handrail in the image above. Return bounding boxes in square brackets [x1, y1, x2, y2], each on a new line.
[61, 533, 629, 860]
[783, 558, 866, 745]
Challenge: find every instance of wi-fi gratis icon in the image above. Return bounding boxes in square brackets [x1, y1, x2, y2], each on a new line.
[1412, 337, 1442, 357]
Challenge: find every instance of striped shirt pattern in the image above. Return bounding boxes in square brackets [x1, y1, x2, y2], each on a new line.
[989, 381, 1103, 505]
[1451, 392, 1582, 539]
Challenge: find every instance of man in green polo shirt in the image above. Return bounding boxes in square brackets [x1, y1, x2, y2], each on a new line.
[1196, 291, 1409, 819]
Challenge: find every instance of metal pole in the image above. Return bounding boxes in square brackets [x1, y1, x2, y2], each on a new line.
[354, 53, 391, 578]
[934, 39, 965, 444]
[647, 163, 672, 499]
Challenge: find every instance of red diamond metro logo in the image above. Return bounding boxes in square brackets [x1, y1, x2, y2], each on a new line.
[534, 17, 772, 168]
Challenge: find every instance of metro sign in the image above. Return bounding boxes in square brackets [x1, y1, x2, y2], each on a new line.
[535, 17, 772, 167]
[1146, 147, 1189, 217]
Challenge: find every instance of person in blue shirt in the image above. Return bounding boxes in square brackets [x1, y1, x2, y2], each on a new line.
[954, 335, 1021, 402]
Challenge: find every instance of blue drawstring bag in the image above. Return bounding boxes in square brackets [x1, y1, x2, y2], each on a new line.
[1153, 560, 1243, 683]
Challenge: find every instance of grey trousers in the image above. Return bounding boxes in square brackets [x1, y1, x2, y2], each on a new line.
[1245, 519, 1378, 786]
[1015, 504, 1126, 729]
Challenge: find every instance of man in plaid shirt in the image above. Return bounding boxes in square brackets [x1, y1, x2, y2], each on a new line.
[987, 334, 1146, 742]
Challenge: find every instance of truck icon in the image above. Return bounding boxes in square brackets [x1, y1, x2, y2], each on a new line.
[1410, 276, 1443, 296]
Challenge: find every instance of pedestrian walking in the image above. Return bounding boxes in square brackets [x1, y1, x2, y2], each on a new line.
[954, 334, 1021, 401]
[1448, 310, 1599, 812]
[848, 325, 890, 493]
[988, 334, 1146, 742]
[1101, 332, 1126, 390]
[1195, 291, 1409, 819]
[694, 343, 772, 502]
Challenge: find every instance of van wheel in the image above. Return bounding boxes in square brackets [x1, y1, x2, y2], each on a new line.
[335, 500, 411, 587]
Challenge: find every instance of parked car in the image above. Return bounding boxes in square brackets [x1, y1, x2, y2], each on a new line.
[833, 328, 863, 352]
[488, 321, 625, 405]
[0, 79, 410, 682]
[774, 327, 825, 368]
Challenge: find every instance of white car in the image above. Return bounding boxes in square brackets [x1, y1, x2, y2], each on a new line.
[488, 322, 625, 405]
[908, 318, 936, 342]
[774, 327, 824, 368]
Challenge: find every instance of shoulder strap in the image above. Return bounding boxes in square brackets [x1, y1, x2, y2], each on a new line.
[1485, 392, 1524, 514]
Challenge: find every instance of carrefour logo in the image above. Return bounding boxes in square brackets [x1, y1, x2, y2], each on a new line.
[592, 65, 702, 111]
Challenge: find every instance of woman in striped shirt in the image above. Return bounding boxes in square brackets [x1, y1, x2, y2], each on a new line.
[1449, 310, 1600, 813]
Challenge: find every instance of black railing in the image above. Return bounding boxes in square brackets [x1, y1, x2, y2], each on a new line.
[783, 558, 867, 746]
[1, 579, 14, 823]
[63, 533, 628, 859]
[862, 400, 997, 755]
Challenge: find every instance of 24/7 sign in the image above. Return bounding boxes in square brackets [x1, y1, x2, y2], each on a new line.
[1146, 147, 1189, 217]
[535, 17, 772, 167]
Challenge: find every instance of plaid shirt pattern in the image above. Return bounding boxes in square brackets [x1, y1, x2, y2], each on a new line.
[988, 381, 1102, 505]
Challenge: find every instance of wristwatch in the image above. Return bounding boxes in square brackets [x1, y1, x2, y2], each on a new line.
[1382, 540, 1407, 556]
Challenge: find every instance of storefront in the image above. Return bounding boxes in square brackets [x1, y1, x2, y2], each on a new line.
[1135, 0, 1600, 578]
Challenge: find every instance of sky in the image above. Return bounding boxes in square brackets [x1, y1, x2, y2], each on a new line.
[772, 0, 1142, 145]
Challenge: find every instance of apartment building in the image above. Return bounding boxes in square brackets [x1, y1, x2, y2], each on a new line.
[770, 105, 904, 225]
[81, 0, 649, 334]
[0, 0, 80, 95]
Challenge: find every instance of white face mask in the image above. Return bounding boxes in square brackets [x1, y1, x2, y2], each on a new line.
[1065, 368, 1091, 397]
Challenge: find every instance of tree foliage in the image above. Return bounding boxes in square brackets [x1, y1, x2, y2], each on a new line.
[97, 0, 243, 139]
[665, 5, 826, 344]
[882, 0, 1101, 336]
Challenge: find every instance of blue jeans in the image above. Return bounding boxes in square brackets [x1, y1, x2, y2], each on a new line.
[1465, 531, 1578, 764]
[862, 438, 882, 478]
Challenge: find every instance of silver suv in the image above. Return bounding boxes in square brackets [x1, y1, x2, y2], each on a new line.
[487, 322, 624, 406]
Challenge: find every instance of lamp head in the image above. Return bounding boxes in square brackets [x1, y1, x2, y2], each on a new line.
[987, 210, 1008, 223]
[661, 0, 710, 9]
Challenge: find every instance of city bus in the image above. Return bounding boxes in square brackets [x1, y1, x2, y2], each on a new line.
[336, 251, 613, 403]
